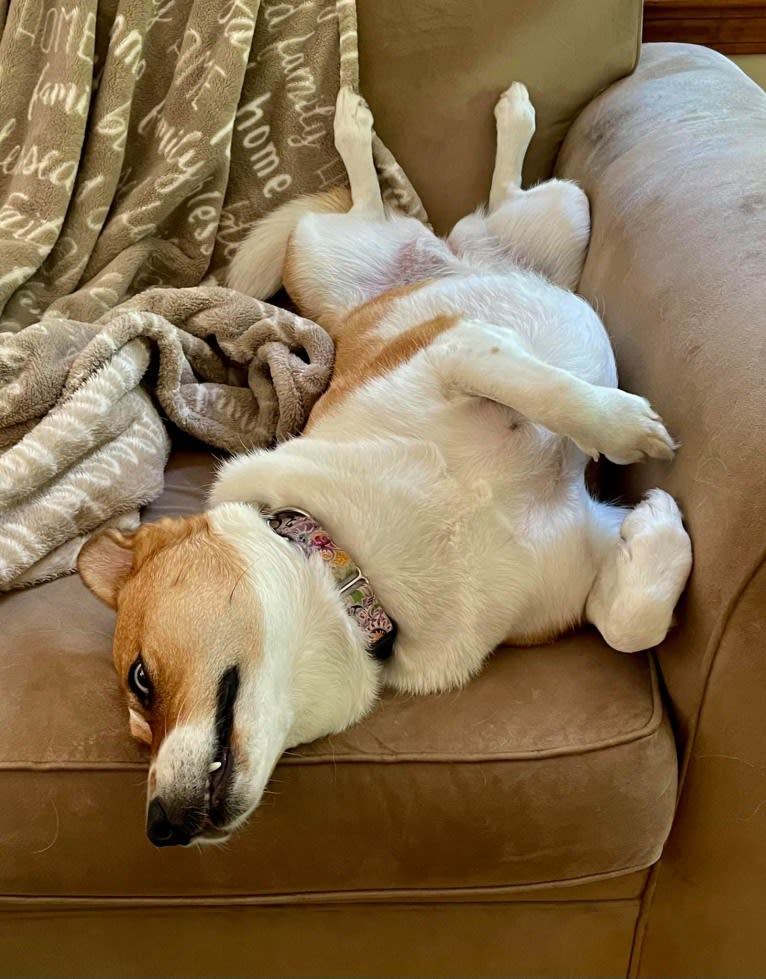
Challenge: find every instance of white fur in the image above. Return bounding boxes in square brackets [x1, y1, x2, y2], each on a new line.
[214, 85, 693, 754]
[208, 504, 380, 750]
[227, 186, 351, 300]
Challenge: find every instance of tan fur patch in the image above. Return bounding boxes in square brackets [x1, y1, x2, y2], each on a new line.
[306, 296, 459, 430]
[126, 514, 210, 572]
[108, 515, 261, 753]
[331, 280, 436, 356]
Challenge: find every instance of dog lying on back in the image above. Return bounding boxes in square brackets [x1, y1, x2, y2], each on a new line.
[79, 84, 692, 847]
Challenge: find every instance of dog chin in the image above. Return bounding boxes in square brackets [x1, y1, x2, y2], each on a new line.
[194, 827, 233, 847]
[194, 801, 256, 846]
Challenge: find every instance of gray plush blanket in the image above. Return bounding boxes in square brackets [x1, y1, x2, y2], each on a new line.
[0, 0, 425, 589]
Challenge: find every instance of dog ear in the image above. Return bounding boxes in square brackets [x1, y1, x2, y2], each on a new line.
[77, 528, 136, 609]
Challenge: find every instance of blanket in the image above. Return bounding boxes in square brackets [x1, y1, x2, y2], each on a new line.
[0, 0, 425, 590]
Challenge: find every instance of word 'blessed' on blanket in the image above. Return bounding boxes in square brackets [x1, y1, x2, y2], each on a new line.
[0, 0, 425, 590]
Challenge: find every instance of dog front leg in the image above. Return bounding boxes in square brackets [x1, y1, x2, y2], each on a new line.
[430, 319, 676, 464]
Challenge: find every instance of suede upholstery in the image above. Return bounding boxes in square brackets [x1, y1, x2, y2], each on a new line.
[558, 43, 766, 977]
[1, 10, 764, 979]
[356, 0, 642, 233]
[558, 43, 766, 751]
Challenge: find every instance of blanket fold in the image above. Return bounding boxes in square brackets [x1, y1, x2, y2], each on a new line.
[0, 0, 426, 590]
[0, 283, 337, 589]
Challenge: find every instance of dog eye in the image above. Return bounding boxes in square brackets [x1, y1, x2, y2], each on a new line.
[128, 656, 152, 706]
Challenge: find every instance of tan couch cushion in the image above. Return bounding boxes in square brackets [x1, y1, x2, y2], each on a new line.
[0, 448, 676, 899]
[358, 0, 642, 233]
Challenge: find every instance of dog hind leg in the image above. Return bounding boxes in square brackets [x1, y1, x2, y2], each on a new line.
[489, 81, 536, 209]
[451, 83, 590, 290]
[334, 86, 385, 219]
[587, 492, 693, 652]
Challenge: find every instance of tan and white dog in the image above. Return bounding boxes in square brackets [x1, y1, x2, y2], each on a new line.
[78, 84, 692, 847]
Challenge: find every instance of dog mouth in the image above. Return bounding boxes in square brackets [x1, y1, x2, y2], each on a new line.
[207, 746, 234, 827]
[199, 665, 240, 838]
[147, 667, 248, 846]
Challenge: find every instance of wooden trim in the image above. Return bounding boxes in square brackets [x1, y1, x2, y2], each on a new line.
[643, 0, 766, 54]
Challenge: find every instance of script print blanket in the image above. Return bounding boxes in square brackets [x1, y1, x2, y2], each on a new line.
[0, 0, 426, 589]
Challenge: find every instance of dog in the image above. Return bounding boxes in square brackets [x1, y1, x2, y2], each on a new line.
[78, 84, 692, 847]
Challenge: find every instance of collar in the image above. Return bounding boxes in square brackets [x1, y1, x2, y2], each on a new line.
[262, 507, 396, 661]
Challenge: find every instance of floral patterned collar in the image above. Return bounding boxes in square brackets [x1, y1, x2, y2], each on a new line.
[262, 508, 396, 661]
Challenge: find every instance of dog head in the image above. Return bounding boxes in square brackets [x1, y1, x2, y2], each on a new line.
[78, 504, 379, 847]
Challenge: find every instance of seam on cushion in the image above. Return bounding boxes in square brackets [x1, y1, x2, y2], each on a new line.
[633, 1, 644, 73]
[628, 859, 660, 978]
[675, 551, 766, 797]
[630, 551, 766, 978]
[0, 655, 663, 769]
[0, 897, 642, 913]
[0, 864, 654, 907]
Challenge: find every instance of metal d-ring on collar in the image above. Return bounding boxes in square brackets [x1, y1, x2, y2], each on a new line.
[262, 507, 397, 661]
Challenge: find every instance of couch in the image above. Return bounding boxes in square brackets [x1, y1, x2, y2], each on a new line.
[1, 1, 765, 975]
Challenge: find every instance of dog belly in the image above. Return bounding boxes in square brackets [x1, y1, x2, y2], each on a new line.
[382, 273, 618, 389]
[314, 358, 583, 507]
[345, 422, 596, 694]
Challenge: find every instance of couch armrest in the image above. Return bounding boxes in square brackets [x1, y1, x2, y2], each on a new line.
[558, 48, 766, 972]
[557, 43, 766, 748]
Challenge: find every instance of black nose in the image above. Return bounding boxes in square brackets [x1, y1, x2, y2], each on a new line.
[146, 797, 192, 847]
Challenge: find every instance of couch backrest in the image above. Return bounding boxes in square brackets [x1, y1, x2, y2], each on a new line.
[358, 0, 643, 233]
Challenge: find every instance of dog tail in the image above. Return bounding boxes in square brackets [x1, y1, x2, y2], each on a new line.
[226, 187, 352, 299]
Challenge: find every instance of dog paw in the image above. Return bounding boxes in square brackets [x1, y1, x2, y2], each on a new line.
[618, 488, 693, 609]
[334, 86, 374, 148]
[495, 82, 535, 137]
[593, 489, 692, 653]
[621, 489, 685, 541]
[585, 389, 676, 465]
